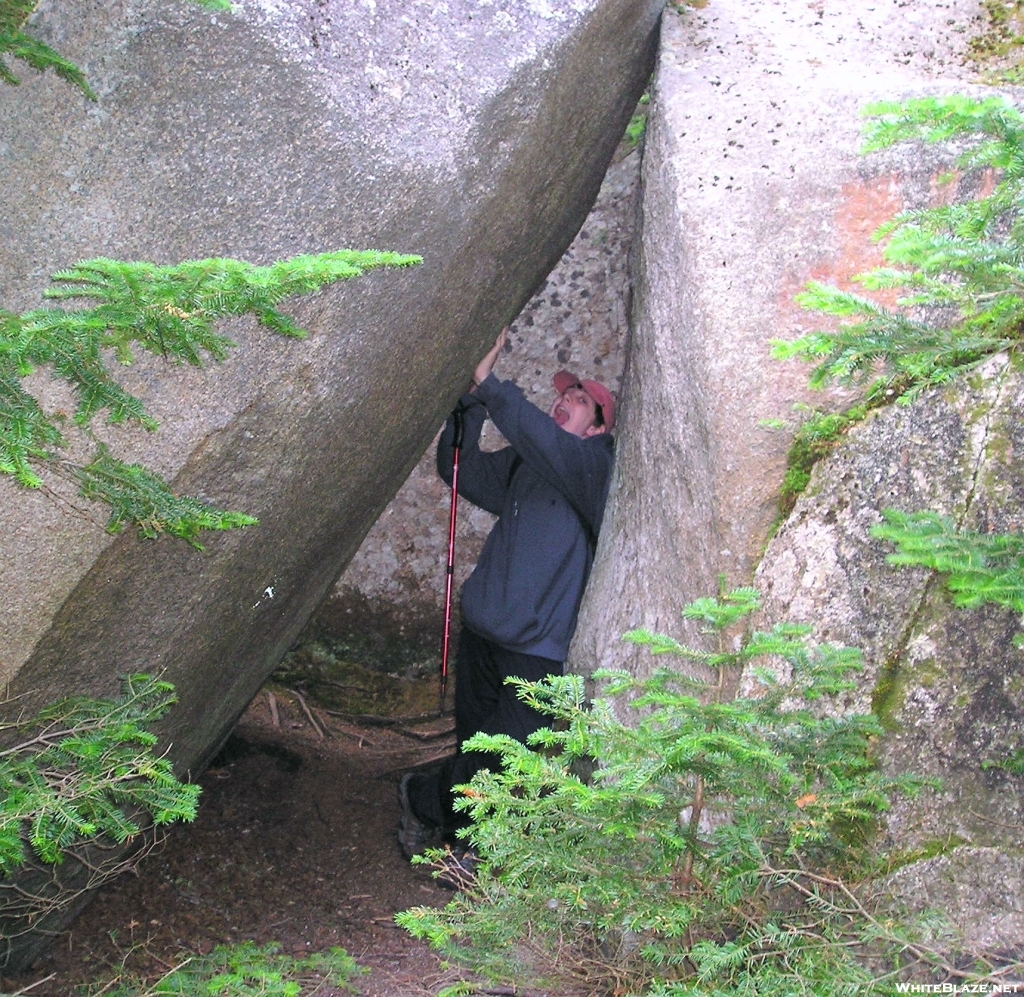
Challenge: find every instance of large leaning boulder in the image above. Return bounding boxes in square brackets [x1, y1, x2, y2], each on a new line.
[0, 0, 659, 966]
[1, 0, 659, 752]
[571, 0, 984, 678]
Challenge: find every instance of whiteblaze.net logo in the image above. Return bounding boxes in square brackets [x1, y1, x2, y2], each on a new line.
[895, 985, 1023, 994]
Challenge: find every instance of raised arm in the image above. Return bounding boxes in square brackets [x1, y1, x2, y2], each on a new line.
[471, 327, 507, 391]
[436, 394, 517, 516]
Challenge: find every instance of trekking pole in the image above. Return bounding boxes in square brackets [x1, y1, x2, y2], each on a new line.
[440, 402, 466, 714]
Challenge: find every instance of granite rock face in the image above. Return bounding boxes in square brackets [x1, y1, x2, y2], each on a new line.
[568, 0, 1020, 956]
[756, 357, 1024, 953]
[0, 0, 658, 966]
[571, 0, 985, 678]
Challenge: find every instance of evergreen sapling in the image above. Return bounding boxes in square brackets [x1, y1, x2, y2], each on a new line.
[398, 590, 933, 997]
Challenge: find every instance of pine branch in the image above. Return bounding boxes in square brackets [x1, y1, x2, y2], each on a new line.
[74, 447, 258, 550]
[872, 509, 1024, 615]
[18, 307, 161, 429]
[0, 27, 96, 98]
[778, 282, 1007, 400]
[777, 96, 1024, 404]
[0, 317, 66, 487]
[0, 674, 200, 876]
[2, 250, 420, 544]
[37, 251, 421, 367]
[861, 95, 1024, 165]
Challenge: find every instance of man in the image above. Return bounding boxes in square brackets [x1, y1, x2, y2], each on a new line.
[399, 328, 616, 858]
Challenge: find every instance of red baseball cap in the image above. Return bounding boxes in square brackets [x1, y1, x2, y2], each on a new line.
[552, 370, 616, 431]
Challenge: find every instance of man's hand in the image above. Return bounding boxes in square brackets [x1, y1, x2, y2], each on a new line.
[471, 328, 508, 390]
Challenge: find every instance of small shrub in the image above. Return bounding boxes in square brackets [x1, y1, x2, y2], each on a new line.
[398, 590, 934, 996]
[0, 675, 200, 943]
[88, 940, 363, 996]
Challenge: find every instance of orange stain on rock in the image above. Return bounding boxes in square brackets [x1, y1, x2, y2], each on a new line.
[766, 167, 977, 408]
[777, 174, 904, 336]
[780, 167, 996, 327]
[767, 175, 913, 414]
[811, 174, 904, 295]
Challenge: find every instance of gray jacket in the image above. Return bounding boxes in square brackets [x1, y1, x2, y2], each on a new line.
[437, 373, 614, 661]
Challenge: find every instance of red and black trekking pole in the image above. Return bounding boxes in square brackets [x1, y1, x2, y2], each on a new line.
[440, 402, 466, 714]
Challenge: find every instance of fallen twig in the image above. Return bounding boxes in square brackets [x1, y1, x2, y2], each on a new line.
[766, 865, 1024, 984]
[382, 746, 456, 775]
[288, 688, 326, 740]
[968, 808, 1024, 831]
[266, 690, 280, 728]
[1, 973, 56, 996]
[323, 709, 451, 728]
[322, 709, 454, 741]
[393, 722, 456, 742]
[329, 726, 378, 748]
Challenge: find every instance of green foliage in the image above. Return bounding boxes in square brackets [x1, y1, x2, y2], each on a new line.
[77, 447, 259, 545]
[398, 591, 932, 996]
[11, 253, 419, 428]
[778, 405, 867, 517]
[0, 0, 95, 98]
[435, 985, 479, 997]
[0, 0, 36, 32]
[774, 95, 1024, 652]
[981, 748, 1024, 775]
[0, 0, 231, 98]
[625, 91, 651, 148]
[871, 508, 1024, 613]
[774, 95, 1024, 405]
[871, 508, 1024, 647]
[91, 941, 363, 996]
[770, 96, 1024, 519]
[2, 250, 420, 546]
[0, 674, 199, 876]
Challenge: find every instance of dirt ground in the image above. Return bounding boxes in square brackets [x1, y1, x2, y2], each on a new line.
[1, 689, 483, 997]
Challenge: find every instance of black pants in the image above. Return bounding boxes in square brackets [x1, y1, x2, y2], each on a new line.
[408, 626, 561, 831]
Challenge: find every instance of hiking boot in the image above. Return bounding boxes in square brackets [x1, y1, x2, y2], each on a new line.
[398, 773, 442, 859]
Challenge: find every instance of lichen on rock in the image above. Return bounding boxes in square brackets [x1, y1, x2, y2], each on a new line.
[756, 355, 1024, 951]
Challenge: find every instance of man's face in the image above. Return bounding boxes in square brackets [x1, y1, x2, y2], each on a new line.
[549, 384, 606, 439]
